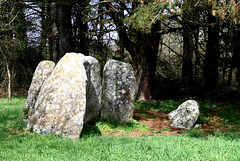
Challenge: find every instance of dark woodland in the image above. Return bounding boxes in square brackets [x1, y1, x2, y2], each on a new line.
[1, 0, 240, 103]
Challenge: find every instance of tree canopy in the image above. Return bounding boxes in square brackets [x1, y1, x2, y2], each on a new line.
[1, 0, 240, 103]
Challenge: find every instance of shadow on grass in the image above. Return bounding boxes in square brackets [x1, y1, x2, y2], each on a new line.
[200, 103, 240, 124]
[182, 129, 240, 141]
[218, 105, 240, 124]
[81, 124, 101, 137]
[134, 99, 181, 113]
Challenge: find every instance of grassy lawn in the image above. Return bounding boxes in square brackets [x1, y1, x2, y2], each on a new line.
[0, 97, 239, 161]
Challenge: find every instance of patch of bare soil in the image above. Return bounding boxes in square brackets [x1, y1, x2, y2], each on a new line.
[103, 108, 239, 137]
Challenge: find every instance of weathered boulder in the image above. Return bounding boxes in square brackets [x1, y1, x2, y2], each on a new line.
[101, 59, 136, 122]
[23, 61, 55, 122]
[78, 53, 102, 124]
[168, 100, 200, 130]
[26, 53, 87, 140]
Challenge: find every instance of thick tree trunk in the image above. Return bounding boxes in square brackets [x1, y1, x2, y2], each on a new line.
[50, 1, 73, 63]
[182, 24, 194, 91]
[182, 1, 194, 93]
[107, 2, 160, 101]
[78, 17, 89, 55]
[204, 14, 220, 94]
[74, 0, 90, 55]
[56, 1, 73, 62]
[133, 29, 160, 101]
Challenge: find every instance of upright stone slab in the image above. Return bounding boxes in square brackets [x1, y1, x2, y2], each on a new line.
[26, 53, 87, 140]
[78, 54, 102, 124]
[23, 61, 55, 122]
[101, 59, 136, 122]
[168, 100, 200, 130]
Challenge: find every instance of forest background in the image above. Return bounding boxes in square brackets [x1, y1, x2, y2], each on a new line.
[1, 0, 240, 103]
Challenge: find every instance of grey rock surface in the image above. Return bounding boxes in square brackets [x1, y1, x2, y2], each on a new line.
[26, 53, 87, 140]
[193, 124, 202, 129]
[23, 61, 55, 122]
[101, 59, 136, 122]
[168, 100, 200, 130]
[78, 53, 102, 124]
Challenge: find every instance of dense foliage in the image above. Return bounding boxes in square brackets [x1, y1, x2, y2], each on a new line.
[0, 0, 240, 102]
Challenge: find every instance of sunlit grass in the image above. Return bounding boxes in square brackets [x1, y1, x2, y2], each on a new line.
[0, 97, 239, 160]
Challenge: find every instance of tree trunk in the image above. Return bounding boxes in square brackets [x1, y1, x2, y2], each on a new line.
[97, 0, 104, 73]
[107, 3, 161, 101]
[204, 13, 220, 94]
[56, 1, 73, 62]
[133, 28, 160, 101]
[194, 27, 200, 81]
[182, 1, 194, 93]
[6, 62, 11, 100]
[73, 0, 90, 55]
[232, 26, 240, 92]
[50, 2, 59, 63]
[40, 0, 52, 59]
[49, 1, 73, 63]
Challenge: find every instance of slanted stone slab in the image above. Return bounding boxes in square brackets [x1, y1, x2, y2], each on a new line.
[101, 59, 136, 122]
[23, 61, 55, 122]
[78, 54, 102, 124]
[26, 53, 87, 140]
[168, 100, 200, 130]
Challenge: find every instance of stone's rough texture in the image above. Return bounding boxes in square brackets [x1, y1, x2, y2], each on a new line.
[168, 100, 200, 130]
[23, 61, 55, 122]
[78, 53, 102, 124]
[26, 53, 87, 140]
[193, 124, 202, 129]
[101, 59, 136, 122]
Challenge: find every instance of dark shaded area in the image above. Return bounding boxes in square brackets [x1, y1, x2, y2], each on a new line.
[152, 77, 240, 104]
[81, 124, 101, 137]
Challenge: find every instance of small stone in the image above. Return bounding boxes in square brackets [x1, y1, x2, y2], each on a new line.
[168, 100, 200, 130]
[193, 124, 202, 129]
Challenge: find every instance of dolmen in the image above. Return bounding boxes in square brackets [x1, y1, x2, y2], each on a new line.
[168, 100, 200, 130]
[24, 53, 136, 140]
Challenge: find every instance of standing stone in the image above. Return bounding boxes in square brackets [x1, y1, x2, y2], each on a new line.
[26, 53, 87, 140]
[78, 54, 102, 124]
[101, 59, 136, 122]
[23, 61, 55, 122]
[168, 100, 200, 130]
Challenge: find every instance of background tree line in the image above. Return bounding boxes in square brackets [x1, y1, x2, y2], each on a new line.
[0, 0, 240, 103]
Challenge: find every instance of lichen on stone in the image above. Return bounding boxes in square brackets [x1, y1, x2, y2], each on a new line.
[23, 61, 55, 122]
[101, 59, 136, 123]
[26, 53, 87, 140]
[168, 100, 200, 130]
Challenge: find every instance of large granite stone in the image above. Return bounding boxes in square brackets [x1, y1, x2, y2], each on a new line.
[101, 59, 136, 122]
[78, 53, 102, 124]
[23, 61, 55, 122]
[26, 53, 87, 140]
[168, 100, 200, 130]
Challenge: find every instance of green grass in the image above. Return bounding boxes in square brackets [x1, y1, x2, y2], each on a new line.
[134, 99, 181, 112]
[135, 99, 240, 134]
[94, 118, 149, 134]
[0, 97, 240, 160]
